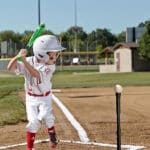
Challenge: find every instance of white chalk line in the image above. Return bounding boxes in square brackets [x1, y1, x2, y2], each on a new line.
[0, 139, 145, 150]
[52, 89, 62, 93]
[0, 94, 145, 150]
[52, 94, 89, 143]
[51, 94, 145, 150]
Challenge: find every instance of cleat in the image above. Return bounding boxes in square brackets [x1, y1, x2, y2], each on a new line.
[48, 130, 58, 148]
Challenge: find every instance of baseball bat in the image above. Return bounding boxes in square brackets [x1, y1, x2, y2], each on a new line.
[27, 23, 45, 47]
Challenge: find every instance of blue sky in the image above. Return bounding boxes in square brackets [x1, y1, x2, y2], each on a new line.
[0, 0, 149, 35]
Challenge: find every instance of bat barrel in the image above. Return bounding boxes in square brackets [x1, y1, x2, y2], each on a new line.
[27, 23, 45, 47]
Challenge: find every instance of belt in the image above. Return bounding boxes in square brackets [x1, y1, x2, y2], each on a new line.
[27, 91, 50, 97]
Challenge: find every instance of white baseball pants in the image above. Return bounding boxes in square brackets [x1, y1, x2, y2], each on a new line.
[25, 94, 55, 133]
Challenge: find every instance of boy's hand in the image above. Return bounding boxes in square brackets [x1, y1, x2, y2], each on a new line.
[17, 49, 28, 61]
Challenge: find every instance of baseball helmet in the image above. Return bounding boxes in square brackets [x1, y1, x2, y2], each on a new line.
[33, 35, 65, 62]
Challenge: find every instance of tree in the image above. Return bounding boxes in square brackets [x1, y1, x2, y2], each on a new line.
[0, 30, 23, 56]
[21, 31, 34, 48]
[87, 28, 117, 51]
[138, 22, 145, 27]
[59, 27, 87, 51]
[117, 31, 126, 42]
[0, 30, 22, 44]
[138, 20, 150, 60]
[59, 32, 71, 50]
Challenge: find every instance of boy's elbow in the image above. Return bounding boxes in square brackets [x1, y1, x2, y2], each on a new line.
[7, 65, 11, 71]
[7, 64, 15, 71]
[30, 70, 40, 79]
[33, 72, 40, 79]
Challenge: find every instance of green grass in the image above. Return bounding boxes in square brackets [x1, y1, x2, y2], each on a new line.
[52, 71, 150, 88]
[0, 76, 25, 125]
[0, 91, 26, 125]
[0, 70, 150, 125]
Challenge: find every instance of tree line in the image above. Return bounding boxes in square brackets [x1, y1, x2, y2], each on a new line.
[138, 20, 150, 60]
[0, 26, 126, 54]
[0, 20, 149, 60]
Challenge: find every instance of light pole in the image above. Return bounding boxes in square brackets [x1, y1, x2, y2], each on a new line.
[74, 0, 77, 53]
[38, 0, 41, 25]
[72, 0, 81, 53]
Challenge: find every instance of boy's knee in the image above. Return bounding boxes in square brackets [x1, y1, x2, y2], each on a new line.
[26, 118, 41, 133]
[44, 114, 55, 128]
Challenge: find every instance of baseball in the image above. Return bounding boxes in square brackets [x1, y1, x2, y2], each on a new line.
[115, 84, 123, 93]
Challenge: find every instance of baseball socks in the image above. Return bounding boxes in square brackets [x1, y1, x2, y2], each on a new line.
[26, 131, 36, 150]
[47, 126, 58, 148]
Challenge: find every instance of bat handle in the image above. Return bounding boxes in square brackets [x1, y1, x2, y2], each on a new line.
[17, 56, 23, 61]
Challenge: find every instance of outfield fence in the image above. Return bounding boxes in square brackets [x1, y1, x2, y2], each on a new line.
[0, 58, 100, 71]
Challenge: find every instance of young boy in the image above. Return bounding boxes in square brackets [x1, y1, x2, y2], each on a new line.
[7, 35, 65, 150]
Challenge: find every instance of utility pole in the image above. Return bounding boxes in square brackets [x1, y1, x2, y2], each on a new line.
[38, 0, 41, 25]
[74, 0, 77, 53]
[72, 0, 81, 53]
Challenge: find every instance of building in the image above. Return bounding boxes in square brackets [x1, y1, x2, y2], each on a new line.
[99, 26, 150, 73]
[99, 42, 150, 73]
[126, 27, 145, 43]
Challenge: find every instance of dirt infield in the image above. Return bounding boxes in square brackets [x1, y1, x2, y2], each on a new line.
[0, 86, 150, 149]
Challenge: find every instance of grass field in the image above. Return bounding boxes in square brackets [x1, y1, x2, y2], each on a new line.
[52, 71, 150, 88]
[0, 70, 150, 125]
[0, 69, 150, 150]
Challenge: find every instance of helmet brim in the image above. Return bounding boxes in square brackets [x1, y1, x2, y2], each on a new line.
[46, 46, 66, 52]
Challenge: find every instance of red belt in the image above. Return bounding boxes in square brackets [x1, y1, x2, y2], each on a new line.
[27, 91, 50, 97]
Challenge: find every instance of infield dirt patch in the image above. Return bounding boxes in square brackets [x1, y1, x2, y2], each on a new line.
[0, 86, 150, 149]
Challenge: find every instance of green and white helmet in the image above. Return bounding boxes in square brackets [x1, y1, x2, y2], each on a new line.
[33, 34, 65, 62]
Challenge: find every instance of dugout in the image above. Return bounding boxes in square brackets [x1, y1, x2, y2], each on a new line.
[99, 42, 150, 73]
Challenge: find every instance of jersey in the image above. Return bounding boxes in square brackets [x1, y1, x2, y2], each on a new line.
[15, 56, 55, 95]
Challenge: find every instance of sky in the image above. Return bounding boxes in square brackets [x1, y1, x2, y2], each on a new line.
[0, 0, 149, 35]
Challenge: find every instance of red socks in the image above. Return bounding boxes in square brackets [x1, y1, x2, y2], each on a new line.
[48, 126, 55, 133]
[26, 127, 55, 149]
[26, 131, 36, 150]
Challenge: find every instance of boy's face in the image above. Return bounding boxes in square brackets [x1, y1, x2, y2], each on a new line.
[46, 52, 58, 65]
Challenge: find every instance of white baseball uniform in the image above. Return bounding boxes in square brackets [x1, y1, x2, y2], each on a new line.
[15, 56, 55, 133]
